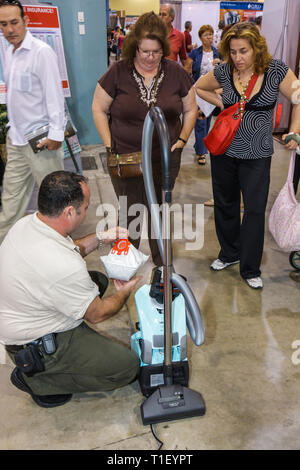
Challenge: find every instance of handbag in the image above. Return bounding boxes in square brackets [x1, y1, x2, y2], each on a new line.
[269, 151, 300, 252]
[203, 73, 258, 155]
[107, 150, 143, 178]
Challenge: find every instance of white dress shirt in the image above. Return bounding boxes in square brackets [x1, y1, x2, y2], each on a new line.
[4, 30, 65, 146]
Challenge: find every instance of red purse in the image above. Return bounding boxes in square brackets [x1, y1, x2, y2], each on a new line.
[203, 73, 258, 155]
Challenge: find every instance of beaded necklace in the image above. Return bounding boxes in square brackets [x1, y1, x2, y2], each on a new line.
[237, 70, 254, 118]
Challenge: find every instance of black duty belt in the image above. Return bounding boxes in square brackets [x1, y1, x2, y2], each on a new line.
[5, 340, 41, 355]
[5, 333, 57, 356]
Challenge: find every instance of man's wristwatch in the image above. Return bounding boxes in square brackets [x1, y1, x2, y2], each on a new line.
[96, 231, 103, 249]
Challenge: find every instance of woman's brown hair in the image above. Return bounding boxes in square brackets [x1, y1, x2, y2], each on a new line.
[198, 24, 214, 39]
[121, 12, 170, 65]
[218, 21, 273, 74]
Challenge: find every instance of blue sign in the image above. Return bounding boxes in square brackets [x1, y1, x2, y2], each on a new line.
[220, 2, 264, 10]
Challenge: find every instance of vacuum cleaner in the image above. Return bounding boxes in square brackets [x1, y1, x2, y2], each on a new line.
[130, 107, 206, 425]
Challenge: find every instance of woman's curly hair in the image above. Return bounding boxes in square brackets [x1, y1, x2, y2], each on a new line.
[121, 11, 170, 65]
[218, 21, 273, 74]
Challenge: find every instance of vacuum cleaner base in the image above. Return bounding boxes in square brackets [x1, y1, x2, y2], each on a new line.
[141, 384, 206, 425]
[139, 361, 189, 397]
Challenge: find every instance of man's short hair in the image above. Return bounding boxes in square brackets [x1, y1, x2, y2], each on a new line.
[185, 21, 192, 30]
[38, 171, 88, 217]
[168, 5, 175, 19]
[0, 0, 25, 18]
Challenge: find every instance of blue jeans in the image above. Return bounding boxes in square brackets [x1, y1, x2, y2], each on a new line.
[194, 113, 212, 155]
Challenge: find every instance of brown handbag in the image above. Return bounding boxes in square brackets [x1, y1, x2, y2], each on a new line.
[107, 151, 143, 178]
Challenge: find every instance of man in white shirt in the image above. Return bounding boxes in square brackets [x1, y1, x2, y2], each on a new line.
[0, 170, 140, 407]
[0, 0, 65, 244]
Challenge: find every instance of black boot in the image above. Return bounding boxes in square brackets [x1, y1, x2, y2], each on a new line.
[10, 368, 72, 408]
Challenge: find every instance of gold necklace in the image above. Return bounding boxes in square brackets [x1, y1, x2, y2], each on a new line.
[237, 70, 254, 118]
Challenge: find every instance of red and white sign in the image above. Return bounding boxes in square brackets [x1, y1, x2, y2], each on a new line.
[24, 5, 60, 29]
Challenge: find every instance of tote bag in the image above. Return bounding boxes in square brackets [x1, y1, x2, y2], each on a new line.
[269, 151, 300, 252]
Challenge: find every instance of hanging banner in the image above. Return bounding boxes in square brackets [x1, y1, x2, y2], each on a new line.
[0, 4, 70, 103]
[220, 2, 264, 25]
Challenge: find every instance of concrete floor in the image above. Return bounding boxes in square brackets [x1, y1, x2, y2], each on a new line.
[0, 136, 299, 450]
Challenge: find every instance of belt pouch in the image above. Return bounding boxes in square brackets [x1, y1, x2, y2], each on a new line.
[107, 152, 143, 178]
[15, 344, 45, 377]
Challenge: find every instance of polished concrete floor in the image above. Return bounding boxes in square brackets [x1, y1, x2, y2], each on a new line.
[0, 136, 299, 450]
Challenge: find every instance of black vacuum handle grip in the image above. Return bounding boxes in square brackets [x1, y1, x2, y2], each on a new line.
[149, 107, 172, 197]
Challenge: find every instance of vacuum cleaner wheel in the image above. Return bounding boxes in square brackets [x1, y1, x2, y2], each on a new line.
[289, 251, 300, 270]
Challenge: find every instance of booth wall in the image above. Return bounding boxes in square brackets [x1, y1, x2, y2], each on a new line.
[110, 0, 160, 16]
[181, 1, 220, 46]
[55, 0, 107, 145]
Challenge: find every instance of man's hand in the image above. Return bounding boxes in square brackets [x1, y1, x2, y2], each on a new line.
[37, 138, 62, 151]
[113, 276, 143, 296]
[101, 226, 129, 244]
[84, 276, 143, 324]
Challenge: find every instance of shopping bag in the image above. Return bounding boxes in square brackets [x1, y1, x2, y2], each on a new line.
[269, 151, 300, 252]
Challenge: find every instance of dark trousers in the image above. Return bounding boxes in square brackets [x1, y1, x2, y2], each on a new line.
[210, 154, 272, 279]
[109, 149, 182, 266]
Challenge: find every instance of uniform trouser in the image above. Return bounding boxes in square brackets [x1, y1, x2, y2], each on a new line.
[0, 136, 64, 244]
[210, 154, 272, 279]
[8, 272, 139, 396]
[9, 323, 139, 396]
[109, 148, 182, 266]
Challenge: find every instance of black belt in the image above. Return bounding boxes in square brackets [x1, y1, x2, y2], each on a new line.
[5, 340, 41, 355]
[5, 333, 57, 355]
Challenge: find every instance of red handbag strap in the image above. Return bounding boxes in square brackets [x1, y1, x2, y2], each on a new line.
[244, 73, 259, 100]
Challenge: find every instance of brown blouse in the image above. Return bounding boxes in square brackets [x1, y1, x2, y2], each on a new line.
[98, 58, 194, 158]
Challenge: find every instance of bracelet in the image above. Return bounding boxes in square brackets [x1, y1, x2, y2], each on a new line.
[96, 231, 103, 249]
[178, 137, 187, 145]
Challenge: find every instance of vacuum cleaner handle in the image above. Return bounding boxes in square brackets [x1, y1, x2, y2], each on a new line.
[148, 107, 172, 198]
[142, 107, 205, 347]
[171, 273, 205, 346]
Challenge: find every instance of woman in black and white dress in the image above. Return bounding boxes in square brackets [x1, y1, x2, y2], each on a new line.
[195, 22, 300, 289]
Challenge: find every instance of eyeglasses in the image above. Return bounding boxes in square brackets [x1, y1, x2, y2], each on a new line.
[0, 0, 22, 5]
[138, 48, 163, 57]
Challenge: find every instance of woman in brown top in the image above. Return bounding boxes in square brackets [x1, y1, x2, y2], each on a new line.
[92, 12, 197, 266]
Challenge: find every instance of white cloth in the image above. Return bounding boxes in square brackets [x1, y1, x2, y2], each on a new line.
[195, 88, 216, 117]
[0, 213, 99, 345]
[4, 31, 64, 146]
[200, 51, 214, 77]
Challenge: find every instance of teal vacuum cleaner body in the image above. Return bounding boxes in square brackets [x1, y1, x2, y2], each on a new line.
[130, 106, 206, 425]
[130, 277, 189, 398]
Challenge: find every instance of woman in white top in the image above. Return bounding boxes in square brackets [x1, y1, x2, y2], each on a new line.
[189, 25, 221, 165]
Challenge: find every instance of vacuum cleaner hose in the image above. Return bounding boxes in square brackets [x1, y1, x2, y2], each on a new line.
[142, 107, 205, 346]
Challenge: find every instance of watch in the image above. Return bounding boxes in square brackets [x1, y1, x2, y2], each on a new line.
[96, 231, 103, 249]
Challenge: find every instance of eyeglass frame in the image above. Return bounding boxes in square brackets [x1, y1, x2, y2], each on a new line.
[137, 48, 163, 58]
